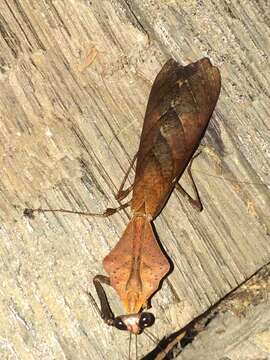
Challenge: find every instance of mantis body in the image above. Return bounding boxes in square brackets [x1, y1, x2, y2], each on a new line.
[24, 58, 221, 336]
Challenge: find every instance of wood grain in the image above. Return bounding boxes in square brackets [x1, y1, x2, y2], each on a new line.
[0, 0, 269, 359]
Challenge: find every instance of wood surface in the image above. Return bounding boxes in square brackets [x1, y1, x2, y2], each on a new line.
[0, 1, 269, 359]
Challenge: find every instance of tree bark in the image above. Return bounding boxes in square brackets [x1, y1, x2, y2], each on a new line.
[0, 0, 269, 359]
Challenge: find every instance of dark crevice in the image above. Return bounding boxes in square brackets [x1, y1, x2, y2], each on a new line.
[142, 259, 270, 359]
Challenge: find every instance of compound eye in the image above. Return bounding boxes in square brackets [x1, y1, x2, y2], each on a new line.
[113, 316, 128, 331]
[139, 312, 155, 329]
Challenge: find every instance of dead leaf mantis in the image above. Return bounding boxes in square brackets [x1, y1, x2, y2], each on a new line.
[24, 58, 221, 341]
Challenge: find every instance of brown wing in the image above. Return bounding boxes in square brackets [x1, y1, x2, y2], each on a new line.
[131, 58, 221, 217]
[103, 216, 170, 314]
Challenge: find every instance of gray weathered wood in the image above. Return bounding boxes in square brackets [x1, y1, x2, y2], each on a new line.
[0, 0, 269, 359]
